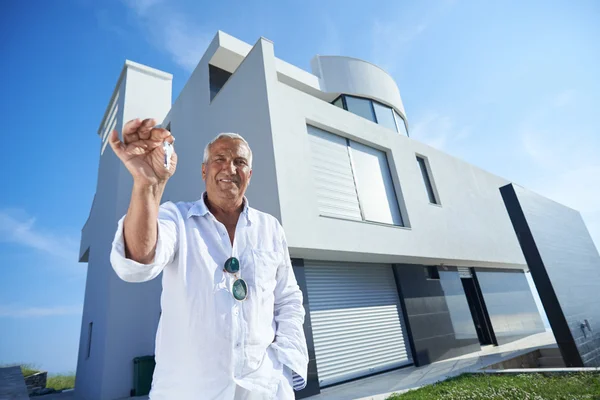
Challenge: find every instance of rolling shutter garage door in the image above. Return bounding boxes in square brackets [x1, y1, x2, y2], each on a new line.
[305, 262, 412, 387]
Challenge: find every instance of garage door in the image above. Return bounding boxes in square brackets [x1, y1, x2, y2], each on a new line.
[305, 262, 412, 387]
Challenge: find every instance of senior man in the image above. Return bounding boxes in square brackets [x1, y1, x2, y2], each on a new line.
[108, 118, 308, 399]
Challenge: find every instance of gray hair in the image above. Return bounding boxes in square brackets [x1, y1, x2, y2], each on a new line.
[203, 133, 253, 167]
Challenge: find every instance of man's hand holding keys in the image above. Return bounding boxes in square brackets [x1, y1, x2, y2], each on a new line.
[108, 118, 177, 187]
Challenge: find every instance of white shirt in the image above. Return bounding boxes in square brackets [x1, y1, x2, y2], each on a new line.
[110, 194, 308, 399]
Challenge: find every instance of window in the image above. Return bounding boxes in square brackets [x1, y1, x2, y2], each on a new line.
[349, 141, 403, 225]
[394, 110, 409, 137]
[344, 96, 376, 123]
[458, 267, 472, 278]
[416, 156, 439, 204]
[372, 102, 398, 132]
[307, 126, 362, 221]
[209, 64, 232, 101]
[332, 96, 344, 109]
[87, 322, 93, 359]
[425, 266, 440, 280]
[100, 92, 119, 155]
[307, 125, 404, 226]
[331, 95, 409, 136]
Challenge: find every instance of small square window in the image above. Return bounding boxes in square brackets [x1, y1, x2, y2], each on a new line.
[425, 266, 440, 280]
[332, 96, 344, 109]
[209, 64, 232, 101]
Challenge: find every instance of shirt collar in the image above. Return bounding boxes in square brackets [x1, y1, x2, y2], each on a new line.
[187, 192, 253, 225]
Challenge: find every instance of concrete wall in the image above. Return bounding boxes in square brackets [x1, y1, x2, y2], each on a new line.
[75, 75, 127, 400]
[311, 55, 407, 118]
[501, 184, 600, 367]
[76, 63, 172, 400]
[162, 37, 281, 218]
[79, 31, 569, 398]
[77, 34, 286, 399]
[269, 80, 526, 269]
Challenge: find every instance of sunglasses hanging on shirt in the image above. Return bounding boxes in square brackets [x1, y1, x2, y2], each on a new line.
[224, 257, 248, 301]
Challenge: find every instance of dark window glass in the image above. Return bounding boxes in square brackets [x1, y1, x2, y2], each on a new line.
[425, 266, 440, 280]
[332, 96, 344, 108]
[209, 64, 232, 101]
[475, 269, 545, 343]
[87, 322, 93, 359]
[344, 95, 376, 122]
[439, 270, 479, 340]
[372, 102, 397, 132]
[417, 156, 438, 204]
[394, 110, 409, 136]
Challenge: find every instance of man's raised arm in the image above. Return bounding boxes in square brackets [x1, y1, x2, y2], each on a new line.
[108, 118, 179, 282]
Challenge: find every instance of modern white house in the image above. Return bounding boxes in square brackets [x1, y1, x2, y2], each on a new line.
[74, 31, 600, 400]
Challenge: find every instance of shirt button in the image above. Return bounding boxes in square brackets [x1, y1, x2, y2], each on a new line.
[233, 309, 239, 316]
[236, 343, 241, 348]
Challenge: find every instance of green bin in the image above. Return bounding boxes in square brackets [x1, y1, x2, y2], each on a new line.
[132, 355, 156, 397]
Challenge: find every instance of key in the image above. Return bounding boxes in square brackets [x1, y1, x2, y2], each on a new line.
[163, 141, 174, 169]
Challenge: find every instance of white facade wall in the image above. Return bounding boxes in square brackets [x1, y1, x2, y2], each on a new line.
[161, 37, 282, 218]
[78, 31, 528, 399]
[270, 78, 525, 268]
[311, 55, 407, 118]
[76, 62, 172, 400]
[77, 36, 287, 399]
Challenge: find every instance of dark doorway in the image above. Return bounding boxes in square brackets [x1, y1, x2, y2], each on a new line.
[461, 275, 495, 346]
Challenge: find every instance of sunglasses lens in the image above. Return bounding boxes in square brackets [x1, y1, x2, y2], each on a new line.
[232, 279, 247, 301]
[224, 257, 240, 274]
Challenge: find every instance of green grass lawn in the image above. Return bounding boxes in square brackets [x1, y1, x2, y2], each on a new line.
[386, 372, 600, 400]
[46, 374, 76, 390]
[19, 364, 40, 377]
[0, 364, 76, 391]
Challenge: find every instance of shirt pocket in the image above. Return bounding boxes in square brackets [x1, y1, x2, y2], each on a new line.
[251, 249, 280, 294]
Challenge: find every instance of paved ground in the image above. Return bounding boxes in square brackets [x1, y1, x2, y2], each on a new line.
[36, 390, 76, 400]
[118, 331, 557, 400]
[308, 331, 557, 400]
[30, 331, 556, 400]
[0, 366, 29, 400]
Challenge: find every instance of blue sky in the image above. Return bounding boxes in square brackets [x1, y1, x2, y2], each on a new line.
[1, 0, 598, 374]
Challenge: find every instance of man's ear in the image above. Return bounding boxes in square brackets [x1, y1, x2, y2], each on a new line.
[201, 163, 206, 181]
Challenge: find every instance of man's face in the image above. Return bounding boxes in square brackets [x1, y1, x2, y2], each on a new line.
[202, 138, 252, 204]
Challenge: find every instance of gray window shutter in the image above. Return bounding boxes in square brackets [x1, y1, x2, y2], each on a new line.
[307, 126, 362, 221]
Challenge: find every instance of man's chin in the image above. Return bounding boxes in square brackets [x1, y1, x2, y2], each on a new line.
[212, 187, 240, 198]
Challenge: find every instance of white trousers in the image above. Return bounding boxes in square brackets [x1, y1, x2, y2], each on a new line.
[233, 366, 294, 400]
